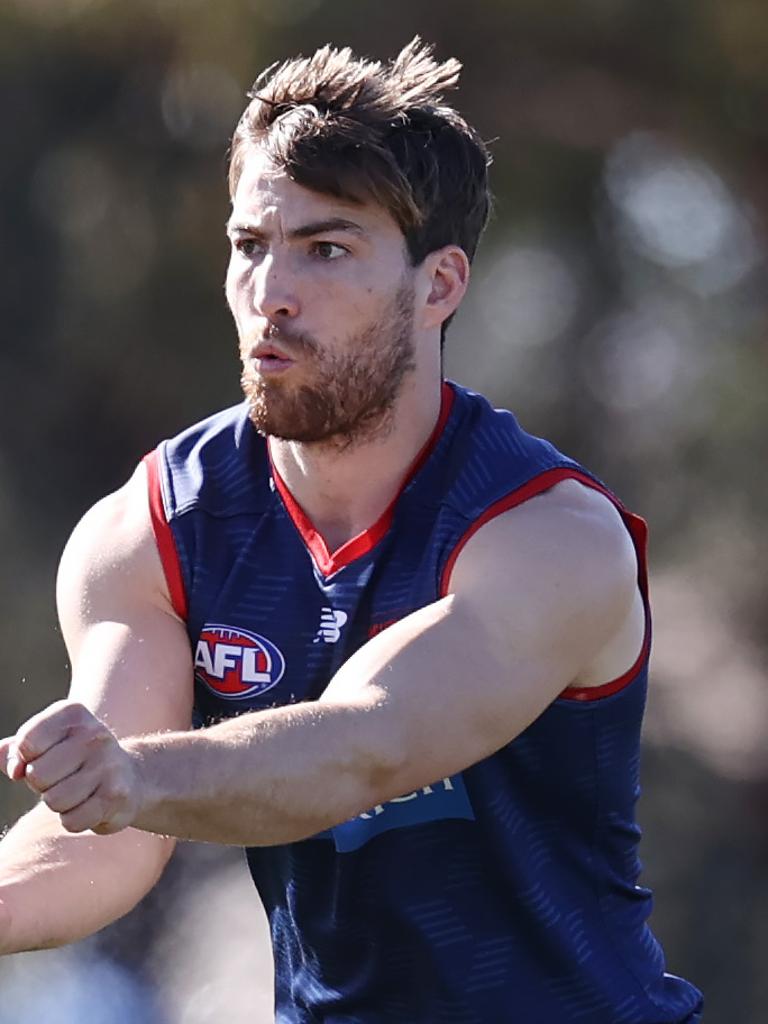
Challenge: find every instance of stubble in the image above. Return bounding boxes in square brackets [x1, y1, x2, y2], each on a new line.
[240, 277, 417, 448]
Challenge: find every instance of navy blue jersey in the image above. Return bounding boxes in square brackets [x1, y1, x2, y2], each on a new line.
[146, 382, 703, 1024]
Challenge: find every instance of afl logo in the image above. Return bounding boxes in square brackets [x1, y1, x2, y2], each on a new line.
[194, 624, 285, 700]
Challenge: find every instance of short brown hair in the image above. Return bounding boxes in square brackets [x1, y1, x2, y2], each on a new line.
[228, 38, 491, 268]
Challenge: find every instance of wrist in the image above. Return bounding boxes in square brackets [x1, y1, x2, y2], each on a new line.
[121, 736, 168, 836]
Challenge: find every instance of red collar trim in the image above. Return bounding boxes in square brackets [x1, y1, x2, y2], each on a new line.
[269, 382, 455, 577]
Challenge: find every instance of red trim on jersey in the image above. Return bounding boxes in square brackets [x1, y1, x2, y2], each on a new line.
[369, 618, 400, 638]
[269, 382, 455, 578]
[144, 450, 189, 620]
[438, 467, 650, 704]
[561, 508, 649, 702]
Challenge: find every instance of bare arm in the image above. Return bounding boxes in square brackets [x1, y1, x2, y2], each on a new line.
[0, 464, 193, 953]
[2, 480, 642, 849]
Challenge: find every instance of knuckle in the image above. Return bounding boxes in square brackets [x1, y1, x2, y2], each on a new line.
[92, 818, 122, 836]
[42, 777, 80, 813]
[23, 762, 50, 793]
[91, 726, 114, 747]
[60, 809, 89, 834]
[43, 789, 68, 814]
[55, 699, 88, 720]
[60, 795, 103, 833]
[71, 720, 98, 744]
[15, 731, 40, 762]
[100, 775, 129, 806]
[52, 699, 79, 716]
[15, 700, 88, 759]
[70, 704, 101, 732]
[74, 721, 111, 753]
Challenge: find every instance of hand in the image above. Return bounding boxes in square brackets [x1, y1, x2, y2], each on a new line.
[0, 700, 141, 835]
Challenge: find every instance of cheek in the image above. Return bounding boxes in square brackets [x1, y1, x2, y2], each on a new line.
[224, 260, 237, 308]
[321, 278, 378, 321]
[224, 260, 248, 317]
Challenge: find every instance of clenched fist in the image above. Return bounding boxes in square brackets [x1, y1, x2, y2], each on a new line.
[0, 701, 141, 835]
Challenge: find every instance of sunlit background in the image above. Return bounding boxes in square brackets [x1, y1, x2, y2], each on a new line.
[1, 1, 766, 1020]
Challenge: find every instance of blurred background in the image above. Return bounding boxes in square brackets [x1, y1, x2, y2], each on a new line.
[1, 0, 766, 1020]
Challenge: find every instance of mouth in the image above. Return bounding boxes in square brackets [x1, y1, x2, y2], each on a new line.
[248, 341, 296, 375]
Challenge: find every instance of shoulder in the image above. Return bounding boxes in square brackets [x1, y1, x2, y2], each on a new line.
[439, 384, 584, 524]
[452, 478, 637, 592]
[155, 402, 269, 518]
[447, 479, 639, 660]
[448, 384, 573, 463]
[57, 462, 174, 627]
[159, 403, 256, 476]
[495, 476, 633, 551]
[55, 464, 195, 739]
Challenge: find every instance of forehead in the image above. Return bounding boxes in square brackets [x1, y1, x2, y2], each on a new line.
[230, 149, 401, 238]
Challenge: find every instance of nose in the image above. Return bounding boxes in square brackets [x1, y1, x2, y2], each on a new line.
[251, 253, 300, 320]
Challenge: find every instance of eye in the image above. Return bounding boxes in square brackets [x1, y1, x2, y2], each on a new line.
[312, 241, 348, 260]
[233, 238, 263, 258]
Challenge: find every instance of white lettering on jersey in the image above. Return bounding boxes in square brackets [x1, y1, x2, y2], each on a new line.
[357, 779, 456, 819]
[195, 641, 215, 675]
[194, 640, 271, 683]
[241, 648, 271, 683]
[313, 608, 348, 644]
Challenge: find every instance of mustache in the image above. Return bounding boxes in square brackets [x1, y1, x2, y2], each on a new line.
[249, 323, 320, 357]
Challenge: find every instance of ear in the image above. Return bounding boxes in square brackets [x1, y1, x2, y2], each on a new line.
[418, 246, 470, 330]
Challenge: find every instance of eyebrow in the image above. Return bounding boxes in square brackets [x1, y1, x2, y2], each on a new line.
[226, 217, 367, 240]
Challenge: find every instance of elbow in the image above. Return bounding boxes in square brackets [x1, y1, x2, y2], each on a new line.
[346, 720, 414, 813]
[361, 742, 411, 809]
[317, 700, 411, 818]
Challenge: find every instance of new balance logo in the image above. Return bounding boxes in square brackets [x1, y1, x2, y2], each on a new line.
[313, 608, 348, 644]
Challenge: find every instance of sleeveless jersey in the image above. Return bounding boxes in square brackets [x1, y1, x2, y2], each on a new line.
[146, 382, 703, 1024]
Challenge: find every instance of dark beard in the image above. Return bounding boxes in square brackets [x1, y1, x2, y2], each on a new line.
[240, 278, 416, 446]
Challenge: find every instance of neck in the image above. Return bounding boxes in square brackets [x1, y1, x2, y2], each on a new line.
[268, 375, 445, 553]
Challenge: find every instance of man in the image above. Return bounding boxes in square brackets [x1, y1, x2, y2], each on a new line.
[0, 38, 702, 1023]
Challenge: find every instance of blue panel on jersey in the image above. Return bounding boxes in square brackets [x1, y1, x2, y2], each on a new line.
[330, 774, 474, 853]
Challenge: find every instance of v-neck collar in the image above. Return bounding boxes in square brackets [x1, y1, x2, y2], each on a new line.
[269, 382, 455, 577]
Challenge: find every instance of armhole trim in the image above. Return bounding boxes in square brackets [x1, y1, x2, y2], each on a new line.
[144, 449, 189, 621]
[438, 466, 650, 704]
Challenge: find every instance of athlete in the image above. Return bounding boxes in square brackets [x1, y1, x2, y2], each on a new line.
[0, 39, 702, 1023]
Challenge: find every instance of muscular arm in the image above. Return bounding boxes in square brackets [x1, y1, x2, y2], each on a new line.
[0, 465, 193, 953]
[2, 479, 642, 850]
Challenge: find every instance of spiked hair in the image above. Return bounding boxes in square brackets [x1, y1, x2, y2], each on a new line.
[228, 38, 491, 267]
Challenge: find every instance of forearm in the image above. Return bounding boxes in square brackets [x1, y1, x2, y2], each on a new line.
[0, 802, 174, 954]
[126, 599, 487, 847]
[128, 699, 401, 846]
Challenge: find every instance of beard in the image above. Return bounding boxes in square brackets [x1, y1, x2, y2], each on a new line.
[240, 276, 417, 446]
